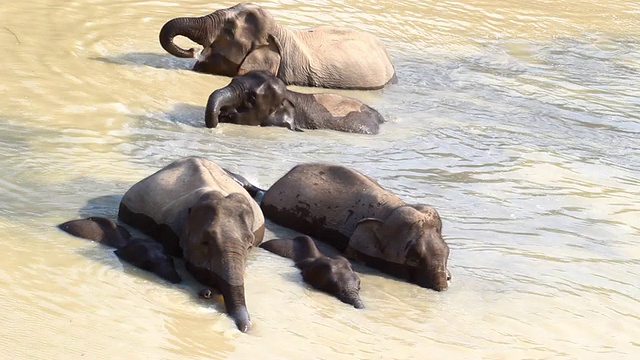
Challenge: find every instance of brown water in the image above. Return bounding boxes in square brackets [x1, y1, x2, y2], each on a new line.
[1, 0, 639, 359]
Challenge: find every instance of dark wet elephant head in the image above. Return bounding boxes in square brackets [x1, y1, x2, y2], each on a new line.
[159, 3, 281, 77]
[181, 191, 257, 333]
[205, 71, 385, 134]
[260, 236, 364, 308]
[205, 71, 289, 129]
[349, 204, 450, 291]
[297, 255, 363, 308]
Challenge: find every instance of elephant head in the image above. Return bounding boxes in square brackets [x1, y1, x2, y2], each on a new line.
[205, 70, 384, 134]
[260, 236, 364, 308]
[348, 205, 450, 291]
[180, 191, 256, 333]
[159, 3, 282, 77]
[296, 255, 364, 309]
[204, 70, 292, 129]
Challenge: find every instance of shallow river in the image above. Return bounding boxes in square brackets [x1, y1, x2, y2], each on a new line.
[1, 0, 639, 359]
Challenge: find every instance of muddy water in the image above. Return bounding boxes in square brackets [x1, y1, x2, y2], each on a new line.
[1, 0, 639, 359]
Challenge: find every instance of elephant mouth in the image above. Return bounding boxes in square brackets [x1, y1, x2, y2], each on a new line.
[218, 104, 255, 124]
[218, 108, 237, 123]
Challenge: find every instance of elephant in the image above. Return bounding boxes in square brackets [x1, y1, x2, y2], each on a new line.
[253, 164, 451, 291]
[117, 156, 265, 333]
[260, 235, 364, 308]
[204, 71, 385, 134]
[159, 2, 396, 89]
[57, 217, 181, 283]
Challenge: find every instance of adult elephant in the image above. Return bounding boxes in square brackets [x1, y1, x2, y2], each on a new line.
[118, 156, 265, 333]
[159, 2, 396, 89]
[257, 164, 451, 291]
[205, 71, 384, 134]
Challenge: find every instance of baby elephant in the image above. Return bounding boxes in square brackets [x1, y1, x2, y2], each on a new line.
[205, 71, 385, 134]
[58, 217, 181, 284]
[260, 235, 364, 308]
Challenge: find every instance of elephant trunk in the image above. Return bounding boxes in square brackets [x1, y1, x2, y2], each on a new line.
[219, 281, 251, 333]
[205, 86, 242, 128]
[216, 252, 251, 332]
[159, 14, 220, 58]
[340, 292, 365, 309]
[415, 262, 449, 291]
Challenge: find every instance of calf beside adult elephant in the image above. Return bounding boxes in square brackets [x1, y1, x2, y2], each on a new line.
[205, 71, 385, 134]
[246, 164, 451, 291]
[58, 216, 181, 284]
[117, 156, 265, 332]
[260, 235, 364, 308]
[159, 2, 396, 89]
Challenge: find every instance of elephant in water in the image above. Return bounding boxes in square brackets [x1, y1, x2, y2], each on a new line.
[205, 71, 385, 134]
[57, 217, 181, 284]
[260, 235, 364, 308]
[117, 156, 265, 333]
[159, 2, 396, 89]
[242, 164, 451, 291]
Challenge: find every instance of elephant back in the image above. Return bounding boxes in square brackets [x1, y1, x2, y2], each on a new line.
[119, 157, 265, 255]
[261, 163, 403, 251]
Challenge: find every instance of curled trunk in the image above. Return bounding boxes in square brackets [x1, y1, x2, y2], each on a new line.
[205, 87, 242, 128]
[159, 14, 218, 58]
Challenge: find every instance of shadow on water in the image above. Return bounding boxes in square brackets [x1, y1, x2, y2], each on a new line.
[131, 103, 206, 129]
[164, 103, 206, 127]
[77, 194, 124, 219]
[91, 52, 194, 71]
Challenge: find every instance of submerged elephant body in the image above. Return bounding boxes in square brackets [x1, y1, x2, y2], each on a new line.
[260, 164, 451, 291]
[205, 71, 384, 134]
[118, 156, 265, 332]
[260, 235, 364, 308]
[57, 217, 181, 283]
[159, 2, 395, 89]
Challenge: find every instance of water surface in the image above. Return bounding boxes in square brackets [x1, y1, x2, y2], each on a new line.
[1, 0, 639, 359]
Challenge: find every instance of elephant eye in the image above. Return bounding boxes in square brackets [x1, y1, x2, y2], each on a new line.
[406, 258, 420, 267]
[223, 27, 234, 38]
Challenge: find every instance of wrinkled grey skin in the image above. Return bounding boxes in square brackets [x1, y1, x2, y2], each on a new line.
[159, 2, 396, 89]
[260, 235, 364, 308]
[57, 217, 181, 283]
[253, 163, 451, 291]
[205, 71, 384, 134]
[117, 156, 265, 333]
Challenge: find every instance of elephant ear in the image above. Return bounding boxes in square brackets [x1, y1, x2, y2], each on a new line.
[264, 98, 297, 130]
[347, 218, 385, 260]
[238, 34, 282, 76]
